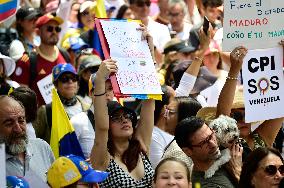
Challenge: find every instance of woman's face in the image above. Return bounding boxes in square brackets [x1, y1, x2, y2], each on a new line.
[154, 160, 191, 188]
[203, 52, 219, 69]
[123, 8, 135, 19]
[165, 100, 178, 135]
[230, 108, 251, 138]
[110, 110, 134, 139]
[80, 8, 95, 29]
[251, 153, 284, 188]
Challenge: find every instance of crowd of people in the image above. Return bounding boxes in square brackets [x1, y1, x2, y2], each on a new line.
[1, 0, 284, 187]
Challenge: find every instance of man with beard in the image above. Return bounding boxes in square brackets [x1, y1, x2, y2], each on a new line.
[11, 13, 70, 106]
[0, 96, 54, 184]
[175, 116, 241, 187]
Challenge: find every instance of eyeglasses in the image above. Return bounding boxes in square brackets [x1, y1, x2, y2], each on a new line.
[136, 0, 151, 7]
[46, 25, 61, 33]
[58, 75, 79, 83]
[164, 107, 177, 118]
[263, 165, 284, 176]
[230, 109, 245, 122]
[168, 12, 182, 17]
[110, 113, 133, 124]
[190, 130, 215, 148]
[82, 11, 90, 16]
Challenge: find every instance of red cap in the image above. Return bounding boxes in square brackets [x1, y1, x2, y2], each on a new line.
[36, 13, 63, 28]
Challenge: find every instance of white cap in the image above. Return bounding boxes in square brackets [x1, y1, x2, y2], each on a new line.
[79, 1, 96, 13]
[0, 53, 16, 77]
[9, 40, 25, 61]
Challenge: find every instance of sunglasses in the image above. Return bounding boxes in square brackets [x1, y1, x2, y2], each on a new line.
[110, 112, 133, 124]
[230, 110, 245, 122]
[86, 66, 99, 74]
[82, 11, 90, 16]
[58, 75, 79, 83]
[46, 25, 61, 33]
[191, 130, 215, 148]
[263, 165, 284, 176]
[136, 0, 151, 7]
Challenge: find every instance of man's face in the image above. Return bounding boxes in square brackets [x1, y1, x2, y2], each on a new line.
[188, 124, 221, 162]
[168, 4, 185, 32]
[204, 6, 220, 23]
[39, 20, 61, 45]
[0, 98, 27, 155]
[130, 0, 151, 20]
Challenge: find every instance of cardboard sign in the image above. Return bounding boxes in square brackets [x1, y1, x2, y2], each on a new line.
[0, 144, 6, 187]
[37, 74, 54, 104]
[223, 0, 284, 51]
[100, 20, 162, 95]
[242, 46, 284, 122]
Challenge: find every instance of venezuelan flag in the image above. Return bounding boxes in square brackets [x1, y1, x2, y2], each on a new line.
[50, 88, 85, 159]
[0, 0, 18, 22]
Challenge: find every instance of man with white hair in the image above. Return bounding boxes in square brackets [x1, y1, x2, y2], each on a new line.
[0, 96, 54, 184]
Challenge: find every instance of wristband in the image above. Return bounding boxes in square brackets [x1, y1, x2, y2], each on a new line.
[94, 91, 106, 96]
[194, 56, 203, 63]
[226, 76, 238, 80]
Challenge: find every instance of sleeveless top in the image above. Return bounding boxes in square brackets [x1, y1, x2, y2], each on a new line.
[99, 153, 154, 188]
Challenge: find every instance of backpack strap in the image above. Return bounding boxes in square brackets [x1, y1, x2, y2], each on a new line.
[87, 109, 95, 131]
[29, 51, 38, 87]
[46, 103, 52, 130]
[58, 47, 71, 63]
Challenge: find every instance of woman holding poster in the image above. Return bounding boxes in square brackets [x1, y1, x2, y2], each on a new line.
[90, 28, 155, 187]
[215, 46, 284, 160]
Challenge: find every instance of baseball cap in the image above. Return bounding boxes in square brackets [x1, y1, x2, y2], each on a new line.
[62, 37, 89, 54]
[80, 1, 96, 13]
[163, 38, 182, 54]
[0, 52, 16, 76]
[52, 63, 77, 82]
[177, 40, 197, 53]
[36, 13, 63, 28]
[78, 55, 101, 75]
[16, 6, 42, 20]
[6, 176, 30, 188]
[107, 101, 138, 128]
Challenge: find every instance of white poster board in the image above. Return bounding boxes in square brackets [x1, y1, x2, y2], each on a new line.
[242, 46, 284, 122]
[37, 74, 54, 104]
[100, 20, 162, 94]
[0, 144, 6, 188]
[223, 0, 284, 51]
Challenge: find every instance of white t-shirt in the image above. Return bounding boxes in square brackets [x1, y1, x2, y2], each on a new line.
[149, 127, 174, 168]
[70, 110, 95, 158]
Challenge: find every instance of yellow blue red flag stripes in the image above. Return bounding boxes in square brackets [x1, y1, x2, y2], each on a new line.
[0, 0, 18, 22]
[50, 88, 85, 159]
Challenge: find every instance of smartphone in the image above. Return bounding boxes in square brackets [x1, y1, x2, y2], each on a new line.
[203, 16, 210, 35]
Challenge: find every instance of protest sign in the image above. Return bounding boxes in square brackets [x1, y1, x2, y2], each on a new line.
[223, 0, 284, 51]
[37, 74, 54, 104]
[0, 144, 6, 188]
[242, 46, 284, 122]
[99, 20, 162, 96]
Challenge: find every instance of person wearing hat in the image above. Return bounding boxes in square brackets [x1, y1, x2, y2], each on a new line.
[47, 154, 109, 188]
[0, 53, 19, 95]
[11, 13, 71, 106]
[34, 63, 89, 144]
[198, 45, 284, 161]
[9, 6, 42, 58]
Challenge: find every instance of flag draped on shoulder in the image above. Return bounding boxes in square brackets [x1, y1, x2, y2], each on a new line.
[50, 88, 85, 159]
[0, 0, 18, 22]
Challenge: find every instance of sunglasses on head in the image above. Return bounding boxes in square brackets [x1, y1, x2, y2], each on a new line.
[263, 165, 284, 176]
[136, 0, 151, 7]
[230, 110, 245, 122]
[46, 25, 61, 33]
[58, 75, 78, 83]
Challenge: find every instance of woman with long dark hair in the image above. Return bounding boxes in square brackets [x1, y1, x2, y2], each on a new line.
[90, 27, 155, 187]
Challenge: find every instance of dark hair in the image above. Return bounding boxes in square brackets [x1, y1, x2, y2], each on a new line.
[202, 0, 223, 8]
[164, 61, 178, 87]
[153, 157, 191, 182]
[239, 147, 284, 188]
[116, 4, 130, 19]
[77, 77, 89, 97]
[107, 129, 142, 172]
[175, 116, 205, 148]
[154, 85, 172, 124]
[175, 96, 202, 123]
[9, 87, 38, 123]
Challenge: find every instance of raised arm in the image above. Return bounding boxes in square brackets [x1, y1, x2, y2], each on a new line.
[90, 59, 117, 170]
[216, 46, 248, 117]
